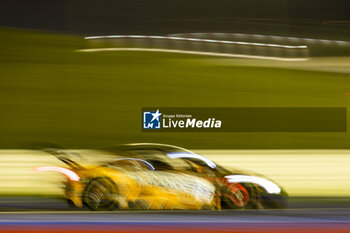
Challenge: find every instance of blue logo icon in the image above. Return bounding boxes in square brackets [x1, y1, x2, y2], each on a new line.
[143, 109, 162, 129]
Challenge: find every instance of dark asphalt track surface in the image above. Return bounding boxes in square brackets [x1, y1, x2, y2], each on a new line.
[0, 197, 350, 233]
[0, 209, 350, 223]
[0, 197, 349, 224]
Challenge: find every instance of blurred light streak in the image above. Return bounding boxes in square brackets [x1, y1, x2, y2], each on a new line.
[76, 48, 309, 61]
[225, 175, 281, 194]
[35, 166, 80, 181]
[1, 150, 350, 196]
[84, 35, 307, 49]
[166, 152, 216, 169]
[169, 33, 350, 46]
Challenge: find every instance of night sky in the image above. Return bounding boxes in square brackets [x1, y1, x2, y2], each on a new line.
[1, 0, 349, 37]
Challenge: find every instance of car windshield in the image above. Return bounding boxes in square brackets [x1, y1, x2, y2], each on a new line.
[106, 158, 156, 171]
[105, 144, 200, 171]
[105, 143, 217, 171]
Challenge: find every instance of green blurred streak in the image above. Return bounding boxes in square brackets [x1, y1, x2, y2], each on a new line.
[0, 28, 349, 149]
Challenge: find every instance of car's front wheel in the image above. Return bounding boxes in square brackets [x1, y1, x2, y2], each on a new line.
[221, 183, 257, 209]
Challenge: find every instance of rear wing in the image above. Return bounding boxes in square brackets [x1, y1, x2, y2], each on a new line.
[43, 148, 83, 169]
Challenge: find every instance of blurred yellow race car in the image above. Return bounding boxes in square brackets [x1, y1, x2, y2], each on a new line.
[36, 148, 219, 211]
[36, 143, 287, 211]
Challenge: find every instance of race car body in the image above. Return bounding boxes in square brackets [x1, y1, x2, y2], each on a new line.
[37, 149, 217, 211]
[36, 144, 287, 210]
[106, 143, 288, 209]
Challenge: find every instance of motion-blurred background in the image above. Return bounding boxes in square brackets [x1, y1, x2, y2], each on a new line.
[0, 0, 350, 205]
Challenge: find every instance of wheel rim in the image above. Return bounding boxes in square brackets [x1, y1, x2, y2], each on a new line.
[226, 183, 250, 208]
[84, 179, 116, 210]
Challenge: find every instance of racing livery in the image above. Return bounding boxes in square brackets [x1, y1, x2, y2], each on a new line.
[36, 144, 287, 210]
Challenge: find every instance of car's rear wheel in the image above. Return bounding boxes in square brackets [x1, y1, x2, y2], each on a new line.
[83, 178, 117, 211]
